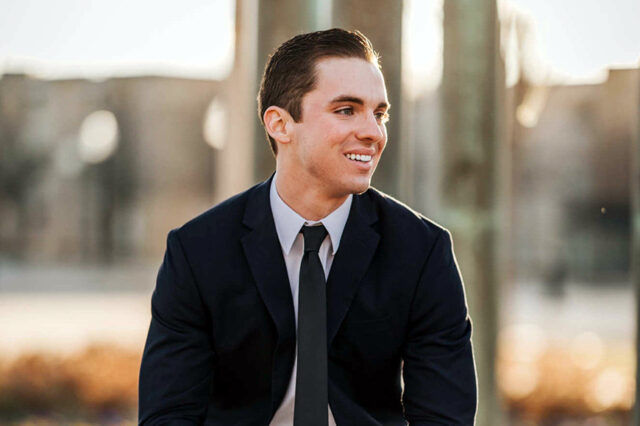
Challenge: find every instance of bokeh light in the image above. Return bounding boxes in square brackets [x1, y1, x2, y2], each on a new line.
[203, 97, 228, 150]
[78, 110, 119, 164]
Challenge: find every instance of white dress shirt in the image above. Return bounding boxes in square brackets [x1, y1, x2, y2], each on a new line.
[269, 175, 352, 426]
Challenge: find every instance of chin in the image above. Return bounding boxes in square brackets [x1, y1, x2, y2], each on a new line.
[344, 178, 372, 195]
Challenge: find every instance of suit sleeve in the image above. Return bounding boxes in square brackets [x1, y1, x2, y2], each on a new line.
[402, 228, 478, 425]
[139, 229, 215, 425]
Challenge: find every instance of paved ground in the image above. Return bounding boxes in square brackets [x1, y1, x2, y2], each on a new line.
[502, 280, 634, 343]
[0, 262, 158, 293]
[0, 262, 158, 359]
[0, 262, 634, 359]
[0, 292, 152, 359]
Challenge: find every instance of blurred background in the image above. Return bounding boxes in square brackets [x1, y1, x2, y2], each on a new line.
[0, 0, 638, 424]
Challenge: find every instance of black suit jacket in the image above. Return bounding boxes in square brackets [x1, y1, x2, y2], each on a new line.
[139, 177, 477, 425]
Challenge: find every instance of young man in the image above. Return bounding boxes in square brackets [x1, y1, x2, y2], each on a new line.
[139, 29, 477, 425]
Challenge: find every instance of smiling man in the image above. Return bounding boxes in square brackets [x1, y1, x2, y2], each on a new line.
[139, 29, 477, 425]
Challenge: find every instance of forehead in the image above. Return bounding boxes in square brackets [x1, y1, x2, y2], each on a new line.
[307, 57, 388, 106]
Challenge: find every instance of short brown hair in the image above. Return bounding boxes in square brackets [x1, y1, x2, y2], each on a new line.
[258, 28, 379, 155]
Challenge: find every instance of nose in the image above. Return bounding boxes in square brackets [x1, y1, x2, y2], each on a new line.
[355, 112, 386, 143]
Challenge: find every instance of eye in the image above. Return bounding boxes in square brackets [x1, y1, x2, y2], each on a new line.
[335, 107, 354, 116]
[375, 111, 390, 123]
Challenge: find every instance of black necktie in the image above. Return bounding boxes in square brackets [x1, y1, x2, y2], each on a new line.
[294, 224, 329, 426]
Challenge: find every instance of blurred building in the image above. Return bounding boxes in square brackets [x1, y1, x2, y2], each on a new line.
[411, 67, 638, 288]
[1, 66, 637, 283]
[511, 68, 638, 285]
[0, 74, 220, 263]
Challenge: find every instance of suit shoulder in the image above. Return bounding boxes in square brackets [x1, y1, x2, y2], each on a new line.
[365, 187, 451, 242]
[171, 181, 262, 241]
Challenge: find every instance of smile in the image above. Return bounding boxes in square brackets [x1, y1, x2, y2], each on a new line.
[345, 153, 372, 162]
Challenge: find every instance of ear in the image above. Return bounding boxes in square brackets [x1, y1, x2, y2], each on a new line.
[263, 106, 294, 145]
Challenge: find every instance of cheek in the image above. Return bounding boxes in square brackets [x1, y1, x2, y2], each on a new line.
[299, 121, 349, 165]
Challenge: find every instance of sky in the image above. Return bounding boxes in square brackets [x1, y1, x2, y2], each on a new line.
[404, 0, 640, 91]
[0, 0, 638, 86]
[0, 0, 235, 79]
[506, 0, 640, 83]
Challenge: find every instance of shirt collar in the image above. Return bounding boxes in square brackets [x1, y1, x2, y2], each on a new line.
[270, 174, 352, 255]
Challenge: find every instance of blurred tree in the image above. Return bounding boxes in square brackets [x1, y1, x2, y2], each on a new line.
[215, 0, 259, 202]
[442, 0, 507, 424]
[633, 65, 640, 426]
[252, 0, 321, 182]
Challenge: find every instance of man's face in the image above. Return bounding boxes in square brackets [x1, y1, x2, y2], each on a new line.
[286, 56, 389, 199]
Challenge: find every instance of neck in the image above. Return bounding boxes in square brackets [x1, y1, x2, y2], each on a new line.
[275, 168, 348, 222]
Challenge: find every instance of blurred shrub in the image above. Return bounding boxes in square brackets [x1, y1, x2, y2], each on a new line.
[498, 328, 634, 423]
[0, 338, 634, 423]
[0, 345, 139, 423]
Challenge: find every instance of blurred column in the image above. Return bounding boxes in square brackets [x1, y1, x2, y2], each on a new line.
[442, 0, 507, 425]
[633, 67, 640, 425]
[332, 0, 405, 198]
[215, 0, 259, 202]
[252, 0, 326, 181]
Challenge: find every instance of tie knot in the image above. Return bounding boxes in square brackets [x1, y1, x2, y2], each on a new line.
[301, 225, 328, 253]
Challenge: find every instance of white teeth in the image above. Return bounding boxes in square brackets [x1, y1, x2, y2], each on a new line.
[345, 153, 372, 162]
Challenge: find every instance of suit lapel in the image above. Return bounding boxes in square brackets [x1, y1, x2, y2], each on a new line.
[240, 177, 297, 416]
[326, 191, 380, 346]
[241, 177, 296, 347]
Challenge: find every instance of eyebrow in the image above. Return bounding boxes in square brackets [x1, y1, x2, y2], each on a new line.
[329, 95, 390, 110]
